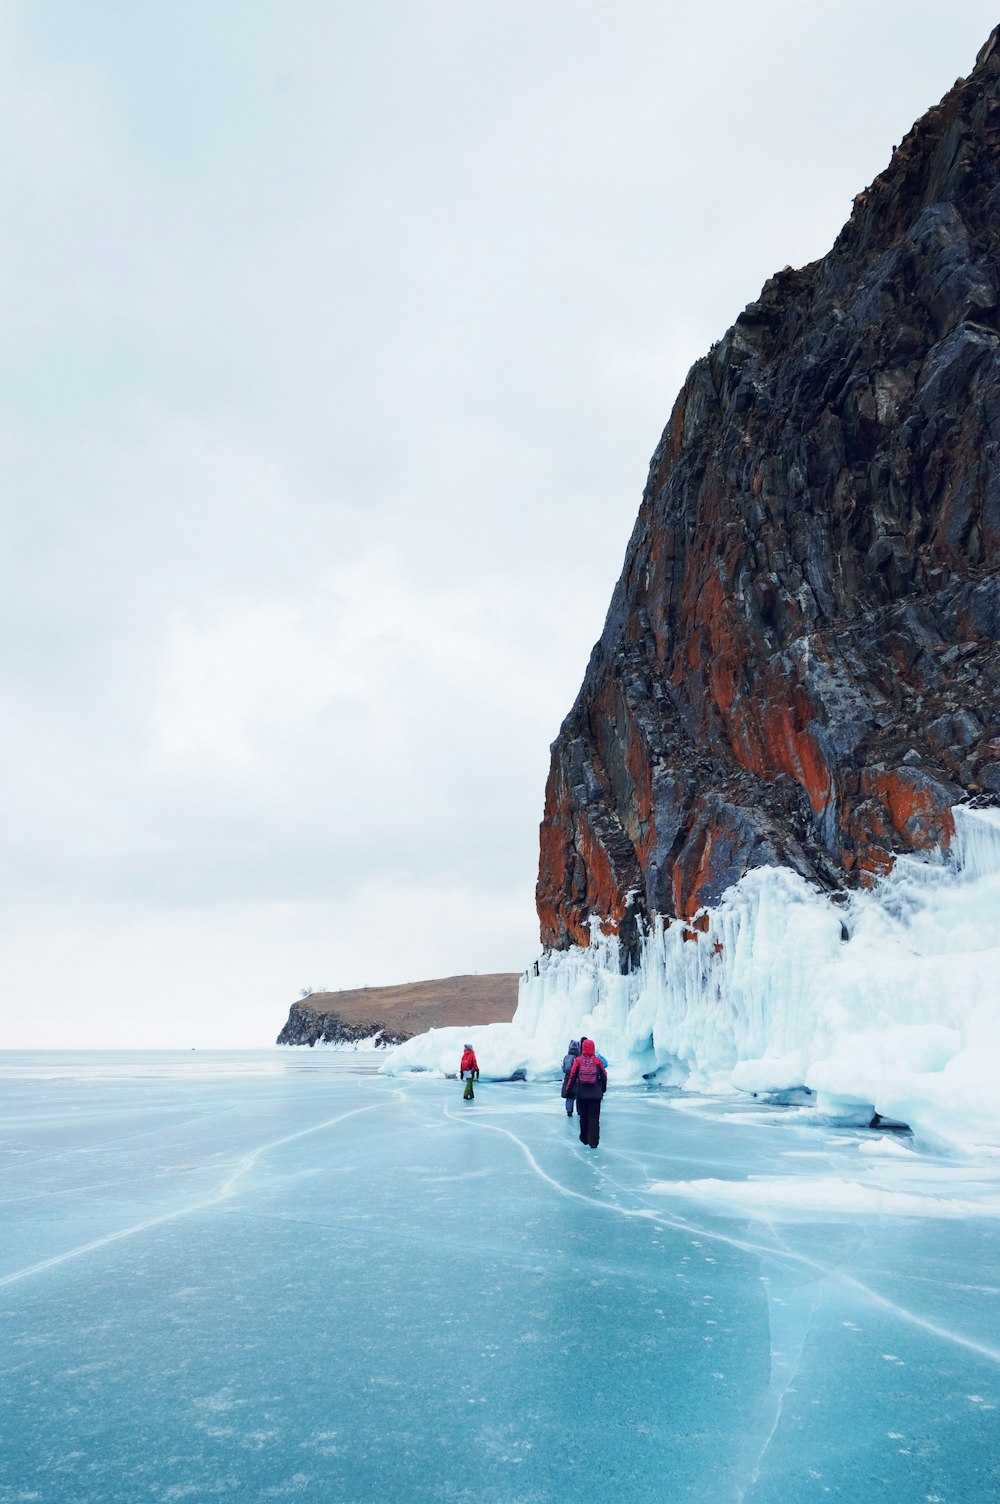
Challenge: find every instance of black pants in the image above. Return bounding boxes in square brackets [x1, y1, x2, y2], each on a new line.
[578, 1096, 602, 1148]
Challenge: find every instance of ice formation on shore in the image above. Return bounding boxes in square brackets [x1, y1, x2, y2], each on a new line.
[383, 805, 1000, 1152]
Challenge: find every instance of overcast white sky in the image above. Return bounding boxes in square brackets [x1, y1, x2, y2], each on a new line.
[3, 2, 996, 1048]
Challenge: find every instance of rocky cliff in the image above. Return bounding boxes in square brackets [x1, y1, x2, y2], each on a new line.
[277, 1004, 409, 1048]
[539, 31, 1000, 956]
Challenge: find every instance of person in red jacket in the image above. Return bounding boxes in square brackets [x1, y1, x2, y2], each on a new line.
[460, 1044, 479, 1100]
[565, 1039, 607, 1148]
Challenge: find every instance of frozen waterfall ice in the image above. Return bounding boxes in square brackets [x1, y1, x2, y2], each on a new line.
[384, 805, 1000, 1153]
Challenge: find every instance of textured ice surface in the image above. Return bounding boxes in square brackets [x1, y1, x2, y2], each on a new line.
[387, 806, 1000, 1152]
[2, 1050, 999, 1503]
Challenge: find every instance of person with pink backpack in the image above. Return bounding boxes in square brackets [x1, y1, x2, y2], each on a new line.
[564, 1039, 608, 1148]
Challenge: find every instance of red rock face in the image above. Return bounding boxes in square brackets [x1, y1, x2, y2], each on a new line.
[538, 31, 1000, 953]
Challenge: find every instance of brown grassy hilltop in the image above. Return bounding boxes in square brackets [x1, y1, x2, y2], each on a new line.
[276, 973, 520, 1046]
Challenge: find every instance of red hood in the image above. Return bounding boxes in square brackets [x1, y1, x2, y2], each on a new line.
[581, 1040, 596, 1056]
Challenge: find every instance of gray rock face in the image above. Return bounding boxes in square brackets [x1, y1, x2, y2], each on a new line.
[276, 1003, 408, 1048]
[538, 31, 1000, 955]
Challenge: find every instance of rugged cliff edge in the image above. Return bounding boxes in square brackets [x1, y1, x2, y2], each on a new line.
[277, 1004, 408, 1048]
[539, 31, 1000, 956]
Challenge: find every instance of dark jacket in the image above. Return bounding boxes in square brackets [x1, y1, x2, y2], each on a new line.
[560, 1039, 581, 1098]
[566, 1040, 607, 1101]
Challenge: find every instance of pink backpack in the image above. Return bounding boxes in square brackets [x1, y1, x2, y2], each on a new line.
[577, 1053, 600, 1087]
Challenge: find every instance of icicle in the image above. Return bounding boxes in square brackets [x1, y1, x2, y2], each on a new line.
[952, 804, 1000, 882]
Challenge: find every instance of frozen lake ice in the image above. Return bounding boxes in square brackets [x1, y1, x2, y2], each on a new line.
[2, 1049, 999, 1503]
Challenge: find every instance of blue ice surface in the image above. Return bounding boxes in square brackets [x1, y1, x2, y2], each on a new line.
[1, 1051, 999, 1504]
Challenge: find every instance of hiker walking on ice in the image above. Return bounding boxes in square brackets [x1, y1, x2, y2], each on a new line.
[560, 1039, 581, 1116]
[460, 1043, 479, 1100]
[565, 1039, 607, 1148]
[575, 1037, 606, 1113]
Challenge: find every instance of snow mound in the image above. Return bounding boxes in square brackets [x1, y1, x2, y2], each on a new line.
[375, 1021, 540, 1081]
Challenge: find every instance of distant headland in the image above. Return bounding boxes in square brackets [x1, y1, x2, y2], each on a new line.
[276, 973, 520, 1047]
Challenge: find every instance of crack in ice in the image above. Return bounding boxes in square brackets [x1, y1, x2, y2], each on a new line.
[445, 1106, 1000, 1368]
[735, 1221, 826, 1504]
[0, 1099, 393, 1290]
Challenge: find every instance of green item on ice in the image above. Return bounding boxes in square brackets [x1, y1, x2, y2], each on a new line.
[463, 1077, 474, 1100]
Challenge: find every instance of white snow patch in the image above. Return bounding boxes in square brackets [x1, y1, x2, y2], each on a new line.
[857, 1136, 918, 1159]
[646, 1174, 1000, 1221]
[314, 1038, 385, 1052]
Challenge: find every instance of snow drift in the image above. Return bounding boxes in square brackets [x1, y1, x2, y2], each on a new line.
[382, 806, 1000, 1153]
